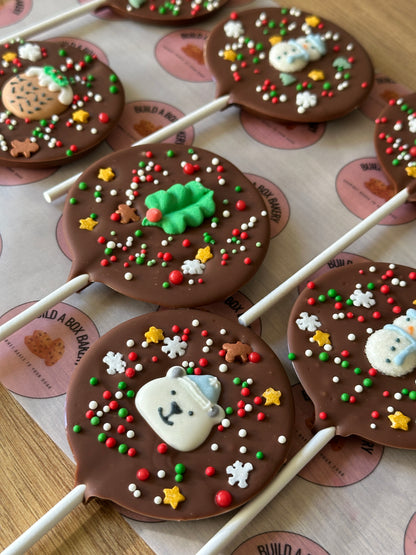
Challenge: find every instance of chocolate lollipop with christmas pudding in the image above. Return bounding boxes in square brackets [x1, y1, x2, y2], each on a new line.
[0, 39, 124, 168]
[44, 5, 375, 201]
[2, 307, 294, 553]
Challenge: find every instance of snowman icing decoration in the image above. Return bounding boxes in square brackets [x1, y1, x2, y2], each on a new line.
[135, 366, 225, 451]
[365, 308, 416, 377]
[269, 34, 326, 73]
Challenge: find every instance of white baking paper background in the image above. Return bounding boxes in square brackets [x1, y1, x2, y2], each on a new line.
[0, 1, 416, 554]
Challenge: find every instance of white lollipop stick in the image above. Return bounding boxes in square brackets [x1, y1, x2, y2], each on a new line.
[239, 186, 411, 326]
[43, 95, 231, 203]
[0, 0, 106, 44]
[2, 485, 87, 555]
[0, 274, 89, 342]
[196, 426, 336, 555]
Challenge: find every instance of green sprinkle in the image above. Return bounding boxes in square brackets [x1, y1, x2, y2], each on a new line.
[402, 388, 409, 396]
[319, 352, 329, 362]
[288, 353, 296, 361]
[109, 74, 118, 82]
[354, 368, 361, 375]
[233, 377, 242, 385]
[84, 54, 93, 63]
[323, 82, 332, 90]
[318, 294, 327, 302]
[327, 289, 337, 298]
[135, 229, 143, 237]
[109, 85, 119, 94]
[162, 282, 170, 288]
[90, 416, 100, 426]
[98, 433, 107, 443]
[104, 247, 113, 255]
[341, 393, 350, 402]
[167, 149, 175, 157]
[175, 463, 186, 474]
[59, 48, 67, 56]
[367, 282, 375, 290]
[127, 390, 135, 398]
[341, 361, 350, 368]
[409, 391, 416, 401]
[73, 424, 82, 433]
[363, 378, 373, 388]
[89, 377, 98, 385]
[69, 197, 77, 205]
[90, 213, 97, 220]
[256, 451, 265, 460]
[118, 408, 129, 418]
[118, 444, 128, 454]
[118, 381, 127, 390]
[175, 474, 184, 482]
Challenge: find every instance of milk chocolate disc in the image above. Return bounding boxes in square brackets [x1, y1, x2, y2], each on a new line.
[375, 93, 416, 199]
[287, 262, 416, 449]
[63, 143, 270, 308]
[66, 308, 294, 520]
[103, 0, 229, 25]
[204, 7, 374, 123]
[0, 40, 124, 168]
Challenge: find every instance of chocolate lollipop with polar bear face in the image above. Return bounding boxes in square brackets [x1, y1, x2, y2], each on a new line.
[0, 40, 124, 168]
[66, 308, 294, 520]
[63, 143, 270, 308]
[204, 7, 374, 123]
[287, 261, 416, 449]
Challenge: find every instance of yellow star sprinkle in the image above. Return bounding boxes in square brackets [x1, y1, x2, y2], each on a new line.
[405, 165, 416, 178]
[163, 486, 185, 509]
[223, 50, 237, 62]
[308, 69, 325, 81]
[72, 109, 90, 124]
[262, 387, 282, 407]
[305, 15, 321, 27]
[2, 51, 17, 62]
[195, 246, 213, 264]
[313, 330, 331, 347]
[269, 35, 282, 46]
[79, 217, 98, 230]
[97, 167, 115, 182]
[144, 326, 165, 344]
[388, 411, 411, 431]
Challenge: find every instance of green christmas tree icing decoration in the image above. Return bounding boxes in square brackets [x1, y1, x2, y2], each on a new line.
[142, 181, 216, 235]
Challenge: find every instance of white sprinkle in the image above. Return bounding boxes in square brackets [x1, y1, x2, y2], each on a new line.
[278, 435, 287, 444]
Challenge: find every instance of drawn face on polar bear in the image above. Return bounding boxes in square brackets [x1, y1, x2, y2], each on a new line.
[269, 34, 326, 73]
[365, 308, 416, 377]
[135, 366, 225, 451]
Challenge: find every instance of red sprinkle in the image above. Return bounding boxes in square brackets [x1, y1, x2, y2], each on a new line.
[105, 437, 116, 448]
[215, 490, 232, 507]
[137, 468, 150, 481]
[205, 466, 216, 477]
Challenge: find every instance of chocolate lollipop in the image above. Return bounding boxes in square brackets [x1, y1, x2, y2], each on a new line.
[44, 6, 375, 201]
[288, 261, 416, 449]
[0, 0, 229, 44]
[0, 143, 270, 339]
[0, 39, 124, 168]
[375, 92, 416, 197]
[3, 308, 294, 552]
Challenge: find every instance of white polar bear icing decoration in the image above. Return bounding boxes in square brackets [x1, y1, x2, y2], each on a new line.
[365, 308, 416, 377]
[269, 34, 326, 73]
[135, 366, 225, 451]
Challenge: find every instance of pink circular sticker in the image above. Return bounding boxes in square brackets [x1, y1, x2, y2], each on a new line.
[0, 302, 99, 398]
[405, 513, 416, 555]
[155, 29, 212, 82]
[0, 0, 32, 28]
[287, 383, 383, 487]
[233, 531, 330, 555]
[246, 173, 289, 238]
[298, 252, 371, 292]
[360, 73, 411, 121]
[56, 215, 72, 261]
[336, 158, 416, 224]
[106, 100, 194, 151]
[0, 165, 56, 186]
[240, 111, 325, 149]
